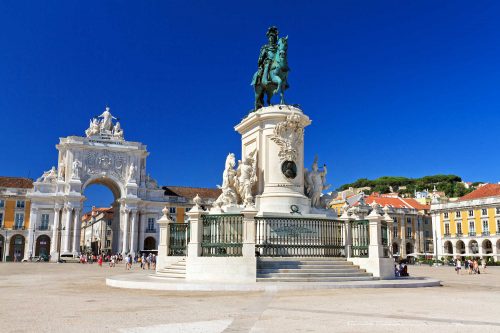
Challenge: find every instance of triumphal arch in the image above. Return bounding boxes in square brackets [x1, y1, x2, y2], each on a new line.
[28, 107, 166, 261]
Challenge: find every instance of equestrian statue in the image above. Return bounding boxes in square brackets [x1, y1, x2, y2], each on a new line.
[251, 26, 290, 111]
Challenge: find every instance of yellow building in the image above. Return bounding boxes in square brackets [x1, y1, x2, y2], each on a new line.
[431, 184, 500, 261]
[0, 177, 36, 261]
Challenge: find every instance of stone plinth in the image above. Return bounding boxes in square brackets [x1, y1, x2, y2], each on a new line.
[234, 105, 312, 215]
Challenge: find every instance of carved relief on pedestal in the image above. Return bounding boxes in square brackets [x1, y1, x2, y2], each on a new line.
[270, 113, 304, 163]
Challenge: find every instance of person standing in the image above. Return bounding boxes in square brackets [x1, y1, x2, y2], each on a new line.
[98, 255, 103, 267]
[455, 258, 461, 275]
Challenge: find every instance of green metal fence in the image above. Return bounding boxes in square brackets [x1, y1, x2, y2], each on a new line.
[351, 220, 369, 257]
[381, 221, 389, 258]
[255, 217, 345, 257]
[201, 214, 243, 256]
[168, 223, 190, 256]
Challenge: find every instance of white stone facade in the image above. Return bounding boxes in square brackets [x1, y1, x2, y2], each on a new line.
[27, 107, 167, 261]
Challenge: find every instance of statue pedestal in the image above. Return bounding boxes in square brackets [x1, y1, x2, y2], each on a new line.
[235, 105, 312, 215]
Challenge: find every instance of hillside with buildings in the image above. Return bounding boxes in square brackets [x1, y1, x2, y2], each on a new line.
[337, 175, 483, 198]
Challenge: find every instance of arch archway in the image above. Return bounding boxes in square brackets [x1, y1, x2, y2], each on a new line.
[82, 180, 121, 255]
[392, 242, 399, 256]
[468, 240, 479, 255]
[456, 240, 465, 255]
[0, 235, 4, 262]
[405, 242, 414, 255]
[10, 235, 25, 262]
[481, 239, 492, 255]
[144, 237, 156, 251]
[35, 235, 51, 257]
[444, 241, 453, 255]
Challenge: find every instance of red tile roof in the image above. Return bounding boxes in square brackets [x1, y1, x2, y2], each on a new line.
[355, 195, 429, 210]
[0, 177, 33, 189]
[458, 184, 500, 201]
[82, 207, 113, 221]
[162, 186, 221, 200]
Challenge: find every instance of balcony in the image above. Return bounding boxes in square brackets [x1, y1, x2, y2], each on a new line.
[456, 232, 463, 237]
[481, 231, 490, 236]
[38, 225, 50, 231]
[468, 232, 476, 237]
[145, 228, 156, 233]
[13, 225, 25, 230]
[443, 233, 451, 238]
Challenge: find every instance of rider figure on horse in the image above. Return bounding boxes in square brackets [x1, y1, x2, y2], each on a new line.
[252, 26, 279, 88]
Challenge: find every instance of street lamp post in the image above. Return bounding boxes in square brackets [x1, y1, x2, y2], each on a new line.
[434, 228, 438, 266]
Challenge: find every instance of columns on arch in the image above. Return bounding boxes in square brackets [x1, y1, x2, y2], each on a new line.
[50, 205, 62, 257]
[72, 207, 82, 255]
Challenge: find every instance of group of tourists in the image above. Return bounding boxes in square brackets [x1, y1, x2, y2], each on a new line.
[78, 252, 156, 270]
[126, 253, 156, 270]
[395, 262, 409, 277]
[454, 258, 487, 275]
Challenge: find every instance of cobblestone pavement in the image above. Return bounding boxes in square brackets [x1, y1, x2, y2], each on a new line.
[1, 263, 499, 333]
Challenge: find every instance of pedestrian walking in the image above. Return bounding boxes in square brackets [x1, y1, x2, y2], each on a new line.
[455, 258, 461, 275]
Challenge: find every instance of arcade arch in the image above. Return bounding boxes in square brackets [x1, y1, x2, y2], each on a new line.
[35, 235, 51, 257]
[456, 240, 466, 255]
[444, 241, 453, 255]
[10, 234, 25, 261]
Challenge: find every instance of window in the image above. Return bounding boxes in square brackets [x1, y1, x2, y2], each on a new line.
[482, 220, 489, 234]
[106, 240, 111, 248]
[147, 218, 155, 231]
[425, 231, 430, 238]
[457, 222, 462, 235]
[14, 213, 24, 228]
[185, 207, 191, 213]
[497, 219, 500, 233]
[393, 217, 398, 224]
[0, 200, 4, 208]
[468, 210, 474, 217]
[455, 211, 461, 218]
[16, 200, 25, 209]
[393, 226, 398, 238]
[444, 212, 449, 219]
[496, 207, 500, 215]
[444, 223, 450, 235]
[469, 221, 475, 233]
[482, 208, 487, 216]
[169, 207, 176, 214]
[406, 217, 411, 225]
[425, 218, 429, 225]
[107, 219, 112, 226]
[406, 227, 412, 238]
[41, 214, 49, 229]
[0, 212, 3, 227]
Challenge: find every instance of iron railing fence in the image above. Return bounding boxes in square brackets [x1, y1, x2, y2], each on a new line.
[255, 217, 345, 257]
[201, 214, 243, 257]
[381, 221, 389, 258]
[351, 220, 369, 257]
[168, 223, 190, 256]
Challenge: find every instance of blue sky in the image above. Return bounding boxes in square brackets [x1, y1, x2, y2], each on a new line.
[1, 1, 499, 208]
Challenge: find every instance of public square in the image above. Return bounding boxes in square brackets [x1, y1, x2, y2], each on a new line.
[1, 263, 499, 333]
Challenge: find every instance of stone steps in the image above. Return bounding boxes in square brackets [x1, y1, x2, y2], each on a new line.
[256, 276, 375, 282]
[152, 258, 186, 280]
[257, 257, 373, 283]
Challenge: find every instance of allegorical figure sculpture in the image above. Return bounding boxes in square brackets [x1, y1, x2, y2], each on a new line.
[304, 156, 331, 208]
[214, 151, 258, 209]
[214, 153, 239, 207]
[72, 159, 81, 179]
[251, 26, 290, 110]
[37, 166, 58, 183]
[236, 150, 257, 207]
[127, 163, 137, 183]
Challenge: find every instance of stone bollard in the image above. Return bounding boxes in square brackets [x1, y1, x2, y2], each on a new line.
[157, 206, 174, 259]
[338, 210, 352, 258]
[366, 207, 384, 259]
[241, 205, 258, 258]
[186, 195, 207, 258]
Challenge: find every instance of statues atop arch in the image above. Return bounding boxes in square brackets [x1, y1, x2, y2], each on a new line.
[85, 106, 125, 140]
